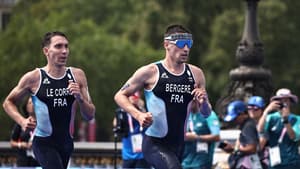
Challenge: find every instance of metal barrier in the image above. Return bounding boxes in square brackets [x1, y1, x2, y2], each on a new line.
[0, 141, 122, 168]
[0, 130, 241, 168]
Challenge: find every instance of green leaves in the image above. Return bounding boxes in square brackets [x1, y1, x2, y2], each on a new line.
[1, 0, 300, 141]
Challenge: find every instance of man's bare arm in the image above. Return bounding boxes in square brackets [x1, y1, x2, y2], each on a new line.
[114, 64, 155, 127]
[189, 65, 211, 114]
[3, 70, 38, 130]
[70, 68, 95, 121]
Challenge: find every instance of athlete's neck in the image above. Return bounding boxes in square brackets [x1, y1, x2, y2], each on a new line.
[44, 65, 66, 78]
[162, 59, 185, 74]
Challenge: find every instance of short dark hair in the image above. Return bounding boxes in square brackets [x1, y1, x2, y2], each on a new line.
[41, 31, 68, 48]
[164, 24, 191, 37]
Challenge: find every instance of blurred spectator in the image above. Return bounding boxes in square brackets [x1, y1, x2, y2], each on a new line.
[181, 100, 220, 169]
[221, 100, 262, 169]
[257, 88, 300, 169]
[247, 96, 269, 169]
[10, 98, 39, 167]
[113, 92, 150, 169]
[247, 96, 265, 123]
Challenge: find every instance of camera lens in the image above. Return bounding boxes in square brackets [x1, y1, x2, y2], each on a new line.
[279, 102, 287, 109]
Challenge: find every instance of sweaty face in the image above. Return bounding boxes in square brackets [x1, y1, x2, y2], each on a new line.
[44, 35, 69, 67]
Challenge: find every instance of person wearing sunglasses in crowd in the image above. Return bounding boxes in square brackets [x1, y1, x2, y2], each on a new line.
[247, 96, 269, 169]
[114, 24, 211, 169]
[221, 100, 262, 169]
[247, 96, 265, 124]
[257, 88, 300, 169]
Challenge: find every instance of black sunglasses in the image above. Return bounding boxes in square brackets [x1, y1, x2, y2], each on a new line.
[247, 106, 260, 111]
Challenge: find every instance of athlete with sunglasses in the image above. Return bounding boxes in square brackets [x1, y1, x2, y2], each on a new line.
[114, 24, 211, 169]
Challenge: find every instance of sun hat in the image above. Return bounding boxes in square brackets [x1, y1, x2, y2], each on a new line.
[270, 88, 298, 103]
[224, 100, 246, 122]
[247, 96, 265, 108]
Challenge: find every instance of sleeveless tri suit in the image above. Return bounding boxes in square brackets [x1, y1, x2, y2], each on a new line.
[142, 61, 195, 169]
[31, 67, 76, 169]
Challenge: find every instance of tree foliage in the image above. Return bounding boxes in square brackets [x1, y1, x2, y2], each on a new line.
[1, 0, 300, 140]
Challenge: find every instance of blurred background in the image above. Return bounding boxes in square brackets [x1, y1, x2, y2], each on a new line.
[2, 0, 300, 168]
[1, 0, 300, 142]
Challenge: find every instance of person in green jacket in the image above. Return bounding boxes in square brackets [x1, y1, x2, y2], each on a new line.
[181, 100, 220, 169]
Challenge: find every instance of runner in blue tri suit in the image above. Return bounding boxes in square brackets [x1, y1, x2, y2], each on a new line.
[114, 24, 211, 169]
[3, 31, 95, 169]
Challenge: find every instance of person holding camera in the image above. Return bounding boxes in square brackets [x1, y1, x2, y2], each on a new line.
[257, 88, 300, 169]
[113, 92, 150, 169]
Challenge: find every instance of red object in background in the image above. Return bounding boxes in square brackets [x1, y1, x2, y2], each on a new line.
[88, 118, 96, 142]
[78, 121, 87, 142]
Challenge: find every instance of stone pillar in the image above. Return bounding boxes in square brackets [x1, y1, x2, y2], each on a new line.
[216, 0, 273, 120]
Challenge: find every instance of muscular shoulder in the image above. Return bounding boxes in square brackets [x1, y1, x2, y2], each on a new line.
[23, 68, 40, 80]
[69, 67, 89, 87]
[129, 63, 158, 90]
[187, 64, 203, 76]
[16, 68, 40, 94]
[187, 64, 205, 87]
[69, 67, 84, 75]
[70, 67, 86, 79]
[137, 63, 157, 77]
